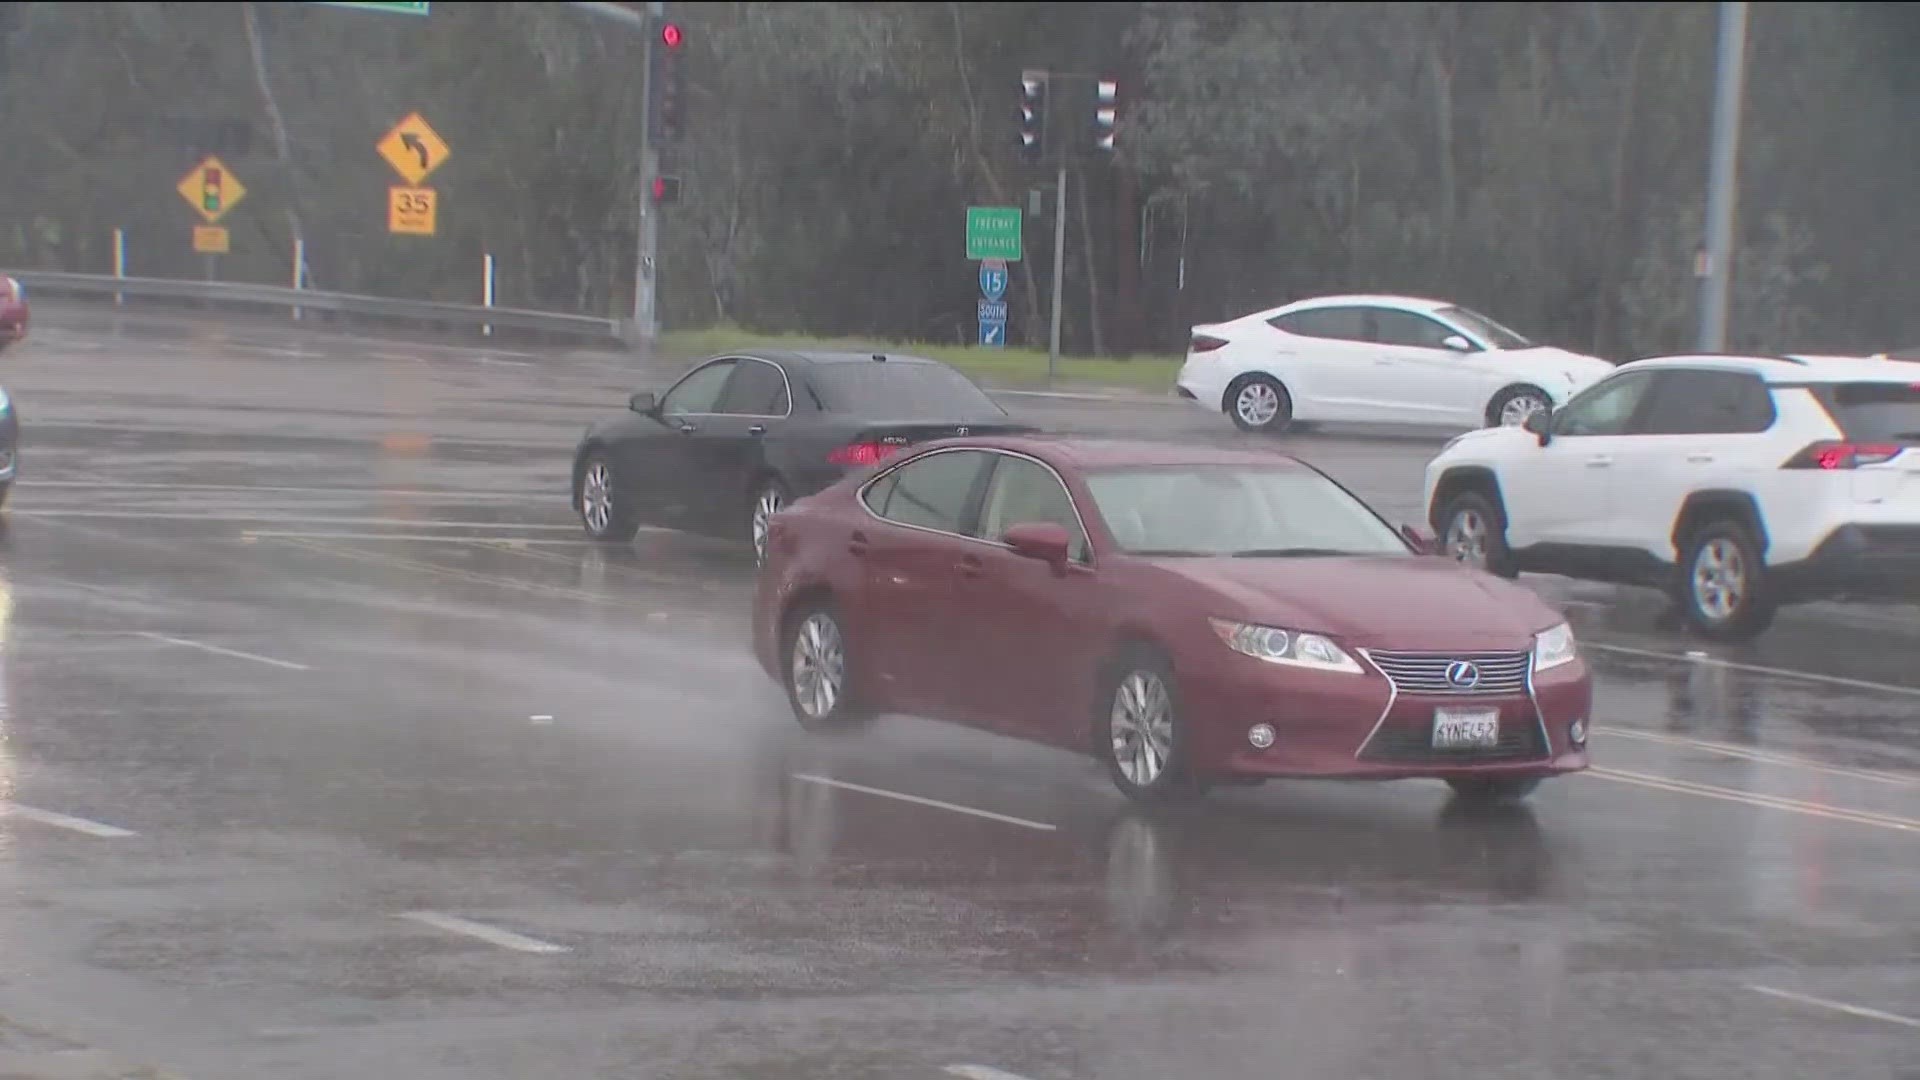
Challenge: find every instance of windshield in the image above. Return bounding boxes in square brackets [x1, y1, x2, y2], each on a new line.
[1819, 382, 1920, 442]
[805, 361, 1008, 420]
[1083, 464, 1413, 558]
[1436, 305, 1532, 351]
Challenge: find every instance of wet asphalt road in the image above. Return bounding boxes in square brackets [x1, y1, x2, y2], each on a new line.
[0, 304, 1913, 1080]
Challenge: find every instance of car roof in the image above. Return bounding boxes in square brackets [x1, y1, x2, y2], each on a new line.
[731, 349, 946, 368]
[1272, 294, 1454, 315]
[944, 434, 1317, 471]
[1626, 352, 1920, 384]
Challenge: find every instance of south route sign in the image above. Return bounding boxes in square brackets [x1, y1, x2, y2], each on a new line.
[965, 206, 1023, 262]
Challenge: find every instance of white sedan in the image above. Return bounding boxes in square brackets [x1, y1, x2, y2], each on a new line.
[1174, 294, 1617, 434]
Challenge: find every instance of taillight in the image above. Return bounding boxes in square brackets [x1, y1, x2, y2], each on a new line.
[827, 441, 903, 468]
[1782, 440, 1904, 470]
[1189, 334, 1229, 353]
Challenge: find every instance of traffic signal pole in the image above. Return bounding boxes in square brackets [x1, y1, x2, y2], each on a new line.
[1048, 164, 1066, 378]
[635, 0, 664, 347]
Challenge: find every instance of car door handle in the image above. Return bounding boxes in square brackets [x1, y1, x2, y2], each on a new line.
[676, 422, 697, 435]
[956, 554, 983, 579]
[848, 530, 869, 558]
[747, 424, 766, 437]
[1687, 453, 1715, 463]
[1585, 455, 1612, 468]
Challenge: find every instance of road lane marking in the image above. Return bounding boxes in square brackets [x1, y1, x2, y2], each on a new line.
[17, 510, 579, 530]
[946, 1066, 1038, 1080]
[1747, 985, 1920, 1030]
[396, 911, 570, 954]
[1596, 727, 1916, 787]
[1587, 767, 1920, 834]
[275, 536, 720, 597]
[2, 804, 137, 838]
[790, 774, 1057, 832]
[1586, 640, 1920, 699]
[21, 480, 536, 500]
[131, 632, 312, 672]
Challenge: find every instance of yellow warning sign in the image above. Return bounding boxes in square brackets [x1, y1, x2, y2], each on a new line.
[377, 112, 450, 185]
[192, 225, 231, 254]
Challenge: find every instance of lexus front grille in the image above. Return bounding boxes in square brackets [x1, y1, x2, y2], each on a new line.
[1363, 649, 1531, 696]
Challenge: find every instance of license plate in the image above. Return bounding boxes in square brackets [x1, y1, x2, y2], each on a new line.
[1433, 708, 1500, 749]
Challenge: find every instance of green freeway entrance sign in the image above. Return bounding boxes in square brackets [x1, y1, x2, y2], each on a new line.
[313, 2, 430, 14]
[965, 206, 1023, 262]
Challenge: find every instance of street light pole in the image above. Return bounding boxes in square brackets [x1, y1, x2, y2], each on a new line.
[1698, 1, 1748, 353]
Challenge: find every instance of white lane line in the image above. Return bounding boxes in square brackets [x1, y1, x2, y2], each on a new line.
[1597, 726, 1916, 787]
[1747, 985, 1920, 1030]
[396, 911, 570, 954]
[946, 1066, 1037, 1080]
[475, 356, 533, 367]
[242, 530, 623, 544]
[791, 774, 1057, 832]
[2, 804, 137, 838]
[1587, 766, 1920, 834]
[21, 480, 537, 500]
[993, 388, 1167, 404]
[17, 510, 580, 530]
[131, 632, 312, 672]
[1587, 640, 1920, 699]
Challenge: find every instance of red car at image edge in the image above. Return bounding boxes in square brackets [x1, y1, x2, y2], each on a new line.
[752, 435, 1592, 805]
[0, 275, 27, 353]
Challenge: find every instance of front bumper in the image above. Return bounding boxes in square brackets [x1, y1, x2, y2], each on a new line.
[1771, 524, 1920, 603]
[1181, 652, 1592, 781]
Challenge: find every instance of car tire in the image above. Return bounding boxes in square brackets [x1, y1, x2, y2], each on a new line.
[750, 476, 790, 569]
[782, 599, 874, 733]
[1224, 374, 1293, 434]
[576, 451, 640, 542]
[0, 481, 10, 510]
[1678, 519, 1777, 641]
[1436, 490, 1518, 578]
[1099, 647, 1210, 804]
[1445, 776, 1541, 807]
[1486, 384, 1551, 429]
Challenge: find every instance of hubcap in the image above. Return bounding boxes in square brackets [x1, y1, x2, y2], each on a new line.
[1110, 670, 1174, 787]
[1691, 537, 1747, 621]
[790, 612, 845, 720]
[1235, 382, 1281, 428]
[1499, 393, 1547, 427]
[752, 487, 783, 565]
[581, 461, 613, 533]
[1445, 508, 1489, 568]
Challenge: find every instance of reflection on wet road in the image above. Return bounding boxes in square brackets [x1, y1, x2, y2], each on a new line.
[0, 305, 1910, 1079]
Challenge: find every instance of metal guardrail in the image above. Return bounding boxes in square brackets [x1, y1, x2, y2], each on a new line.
[8, 270, 625, 341]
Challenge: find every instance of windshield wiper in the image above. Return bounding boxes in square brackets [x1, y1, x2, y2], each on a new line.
[1229, 547, 1352, 558]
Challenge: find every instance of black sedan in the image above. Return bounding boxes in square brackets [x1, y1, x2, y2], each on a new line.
[571, 350, 1035, 563]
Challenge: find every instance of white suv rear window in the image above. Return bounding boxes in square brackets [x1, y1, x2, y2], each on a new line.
[1819, 382, 1920, 443]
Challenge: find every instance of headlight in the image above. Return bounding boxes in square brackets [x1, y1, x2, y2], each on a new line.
[0, 387, 12, 413]
[1209, 618, 1362, 674]
[5, 278, 21, 301]
[1534, 622, 1577, 672]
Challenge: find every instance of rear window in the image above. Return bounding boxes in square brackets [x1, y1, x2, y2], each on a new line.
[805, 361, 1007, 420]
[1818, 382, 1920, 442]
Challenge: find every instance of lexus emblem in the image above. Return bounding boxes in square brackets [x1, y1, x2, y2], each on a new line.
[1444, 660, 1481, 689]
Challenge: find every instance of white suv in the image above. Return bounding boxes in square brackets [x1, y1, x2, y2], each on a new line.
[1423, 353, 1920, 640]
[1174, 294, 1616, 434]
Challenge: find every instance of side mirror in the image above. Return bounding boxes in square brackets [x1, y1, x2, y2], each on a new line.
[629, 390, 659, 416]
[1004, 521, 1074, 570]
[1442, 334, 1475, 353]
[1523, 409, 1553, 445]
[1399, 523, 1436, 555]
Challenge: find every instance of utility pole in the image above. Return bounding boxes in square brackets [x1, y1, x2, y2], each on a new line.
[1048, 164, 1067, 375]
[1698, 1, 1748, 353]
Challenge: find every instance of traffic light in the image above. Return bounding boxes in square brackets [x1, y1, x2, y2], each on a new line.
[1018, 69, 1049, 164]
[202, 167, 223, 213]
[647, 18, 686, 148]
[1093, 78, 1117, 154]
[652, 175, 682, 205]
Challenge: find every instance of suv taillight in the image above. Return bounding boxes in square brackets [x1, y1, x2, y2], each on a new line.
[1189, 334, 1229, 353]
[1781, 440, 1904, 470]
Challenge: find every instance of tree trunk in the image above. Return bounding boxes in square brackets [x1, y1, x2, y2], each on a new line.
[241, 2, 305, 278]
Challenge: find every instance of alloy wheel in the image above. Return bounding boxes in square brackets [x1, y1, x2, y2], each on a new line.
[1691, 536, 1747, 622]
[1444, 507, 1490, 569]
[752, 486, 784, 566]
[1499, 392, 1548, 427]
[790, 612, 845, 721]
[1110, 670, 1174, 787]
[1235, 381, 1281, 428]
[581, 461, 613, 534]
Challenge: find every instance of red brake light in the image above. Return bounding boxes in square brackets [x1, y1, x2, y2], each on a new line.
[1782, 440, 1903, 470]
[1189, 334, 1229, 353]
[827, 441, 903, 468]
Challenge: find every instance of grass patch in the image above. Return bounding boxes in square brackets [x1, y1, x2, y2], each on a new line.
[657, 327, 1182, 392]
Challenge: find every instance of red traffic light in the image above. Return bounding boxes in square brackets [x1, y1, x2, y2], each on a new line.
[660, 21, 682, 49]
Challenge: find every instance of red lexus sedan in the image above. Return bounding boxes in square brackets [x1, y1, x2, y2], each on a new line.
[752, 436, 1592, 806]
[0, 275, 26, 353]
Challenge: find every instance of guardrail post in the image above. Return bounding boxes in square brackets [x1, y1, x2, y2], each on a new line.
[112, 229, 126, 307]
[482, 253, 495, 338]
[291, 237, 306, 322]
